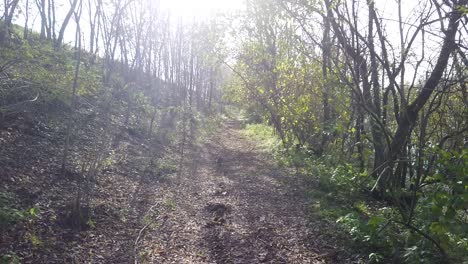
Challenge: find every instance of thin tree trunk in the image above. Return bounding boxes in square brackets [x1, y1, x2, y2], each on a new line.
[55, 0, 80, 49]
[376, 0, 466, 192]
[61, 15, 82, 172]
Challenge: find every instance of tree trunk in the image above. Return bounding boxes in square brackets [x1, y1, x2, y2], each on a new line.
[55, 0, 80, 49]
[374, 0, 465, 193]
[61, 10, 82, 172]
[0, 0, 20, 45]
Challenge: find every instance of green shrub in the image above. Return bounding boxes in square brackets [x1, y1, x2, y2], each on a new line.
[0, 252, 21, 264]
[0, 192, 24, 226]
[411, 149, 468, 262]
[241, 122, 467, 263]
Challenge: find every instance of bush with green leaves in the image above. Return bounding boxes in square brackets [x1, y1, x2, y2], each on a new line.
[332, 149, 468, 263]
[411, 149, 468, 262]
[241, 120, 467, 263]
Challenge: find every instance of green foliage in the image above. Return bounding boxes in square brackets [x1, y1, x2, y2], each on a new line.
[330, 165, 372, 195]
[413, 149, 468, 262]
[310, 150, 467, 263]
[0, 192, 24, 226]
[155, 155, 179, 177]
[26, 232, 43, 247]
[368, 252, 384, 263]
[241, 123, 282, 153]
[0, 252, 21, 264]
[336, 207, 400, 254]
[86, 219, 96, 229]
[164, 198, 177, 211]
[0, 40, 86, 113]
[1, 193, 43, 253]
[196, 113, 224, 143]
[325, 148, 467, 263]
[226, 0, 467, 262]
[229, 0, 350, 149]
[456, 4, 468, 15]
[242, 119, 468, 263]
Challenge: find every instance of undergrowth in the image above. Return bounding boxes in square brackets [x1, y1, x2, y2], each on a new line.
[241, 122, 468, 264]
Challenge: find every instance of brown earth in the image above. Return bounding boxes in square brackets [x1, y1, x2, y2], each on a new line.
[1, 117, 355, 263]
[134, 120, 348, 263]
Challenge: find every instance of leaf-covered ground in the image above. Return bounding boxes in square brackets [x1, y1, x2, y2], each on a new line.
[134, 120, 359, 263]
[1, 117, 359, 263]
[0, 109, 176, 263]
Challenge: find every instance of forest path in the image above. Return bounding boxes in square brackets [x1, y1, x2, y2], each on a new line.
[137, 120, 337, 263]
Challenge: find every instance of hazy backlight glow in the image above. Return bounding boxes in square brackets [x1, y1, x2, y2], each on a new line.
[159, 0, 244, 19]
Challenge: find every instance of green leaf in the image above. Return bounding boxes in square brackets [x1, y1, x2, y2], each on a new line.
[28, 207, 38, 218]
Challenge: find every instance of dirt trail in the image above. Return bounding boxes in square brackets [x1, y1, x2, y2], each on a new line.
[137, 120, 339, 263]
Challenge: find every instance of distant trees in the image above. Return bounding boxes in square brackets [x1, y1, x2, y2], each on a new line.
[1, 0, 227, 127]
[0, 0, 20, 44]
